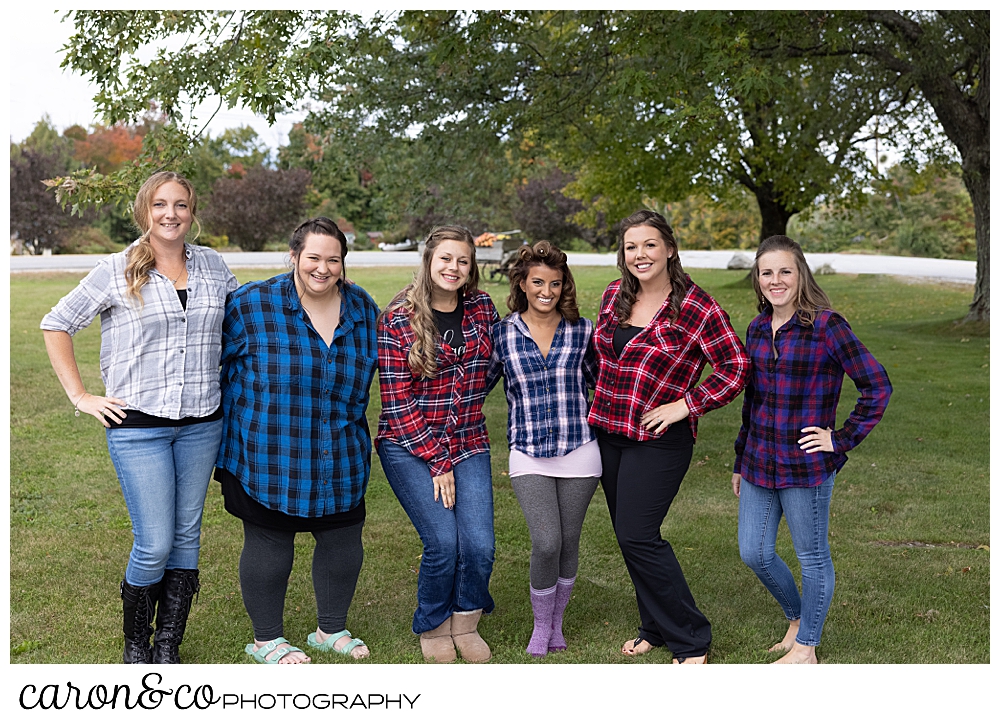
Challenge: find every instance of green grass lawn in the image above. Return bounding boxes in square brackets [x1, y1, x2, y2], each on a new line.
[9, 266, 989, 664]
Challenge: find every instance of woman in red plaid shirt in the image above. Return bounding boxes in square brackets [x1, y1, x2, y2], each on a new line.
[376, 226, 500, 664]
[733, 235, 891, 664]
[589, 210, 749, 663]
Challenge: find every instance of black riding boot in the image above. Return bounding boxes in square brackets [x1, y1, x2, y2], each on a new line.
[121, 579, 161, 664]
[152, 568, 200, 664]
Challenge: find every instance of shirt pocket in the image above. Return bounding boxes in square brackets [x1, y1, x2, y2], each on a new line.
[648, 323, 686, 354]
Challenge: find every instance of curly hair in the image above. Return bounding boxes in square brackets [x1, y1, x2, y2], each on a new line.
[614, 209, 688, 326]
[125, 171, 200, 305]
[383, 225, 479, 378]
[505, 240, 580, 322]
[752, 235, 832, 326]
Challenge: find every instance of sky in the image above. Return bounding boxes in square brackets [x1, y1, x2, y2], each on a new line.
[7, 8, 303, 150]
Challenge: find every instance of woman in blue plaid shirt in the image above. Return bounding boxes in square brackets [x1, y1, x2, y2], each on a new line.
[491, 241, 600, 658]
[733, 235, 891, 664]
[217, 217, 379, 664]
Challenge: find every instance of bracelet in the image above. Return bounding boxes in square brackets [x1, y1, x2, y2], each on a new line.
[73, 392, 87, 417]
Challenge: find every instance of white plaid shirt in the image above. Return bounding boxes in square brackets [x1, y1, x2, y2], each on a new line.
[41, 242, 238, 419]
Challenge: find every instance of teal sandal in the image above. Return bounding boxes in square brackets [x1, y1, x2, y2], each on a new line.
[245, 637, 310, 664]
[306, 629, 369, 659]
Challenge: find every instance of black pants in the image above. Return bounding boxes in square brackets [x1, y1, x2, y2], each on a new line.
[239, 520, 364, 641]
[598, 431, 711, 658]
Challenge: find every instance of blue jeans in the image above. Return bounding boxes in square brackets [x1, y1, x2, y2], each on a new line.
[738, 473, 835, 647]
[106, 420, 223, 587]
[377, 441, 495, 634]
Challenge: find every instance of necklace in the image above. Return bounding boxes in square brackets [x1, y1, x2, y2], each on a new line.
[157, 266, 185, 285]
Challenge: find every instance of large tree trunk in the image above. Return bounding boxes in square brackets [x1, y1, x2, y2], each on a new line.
[963, 161, 989, 321]
[753, 183, 795, 241]
[872, 12, 990, 321]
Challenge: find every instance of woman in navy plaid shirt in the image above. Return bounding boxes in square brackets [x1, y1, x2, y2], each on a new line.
[491, 241, 600, 657]
[733, 235, 891, 664]
[376, 226, 500, 664]
[217, 217, 378, 664]
[589, 210, 749, 663]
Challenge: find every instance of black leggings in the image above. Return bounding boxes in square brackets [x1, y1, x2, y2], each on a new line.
[239, 520, 364, 641]
[598, 431, 711, 658]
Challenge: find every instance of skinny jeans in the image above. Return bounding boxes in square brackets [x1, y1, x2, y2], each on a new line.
[737, 473, 836, 647]
[106, 419, 223, 587]
[377, 442, 495, 634]
[598, 429, 711, 658]
[239, 520, 364, 641]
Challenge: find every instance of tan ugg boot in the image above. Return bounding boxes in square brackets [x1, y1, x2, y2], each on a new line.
[451, 609, 491, 663]
[419, 617, 456, 663]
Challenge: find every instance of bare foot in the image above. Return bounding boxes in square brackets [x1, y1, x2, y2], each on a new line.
[772, 642, 817, 664]
[768, 619, 801, 653]
[313, 629, 370, 659]
[252, 639, 311, 664]
[622, 637, 657, 656]
[672, 654, 708, 664]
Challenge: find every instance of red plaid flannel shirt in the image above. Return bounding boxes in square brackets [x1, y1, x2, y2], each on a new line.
[588, 277, 749, 440]
[376, 290, 500, 476]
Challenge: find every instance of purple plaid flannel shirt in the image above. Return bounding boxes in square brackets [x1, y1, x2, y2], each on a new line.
[734, 309, 892, 489]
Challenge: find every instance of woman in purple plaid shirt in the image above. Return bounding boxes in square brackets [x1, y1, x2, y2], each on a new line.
[491, 241, 601, 658]
[733, 235, 891, 664]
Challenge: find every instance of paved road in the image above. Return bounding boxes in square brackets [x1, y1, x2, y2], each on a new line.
[9, 249, 975, 284]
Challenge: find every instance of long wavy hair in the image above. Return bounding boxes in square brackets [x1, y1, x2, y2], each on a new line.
[506, 240, 580, 322]
[614, 209, 687, 326]
[383, 225, 479, 379]
[125, 171, 200, 305]
[288, 216, 351, 286]
[752, 235, 832, 326]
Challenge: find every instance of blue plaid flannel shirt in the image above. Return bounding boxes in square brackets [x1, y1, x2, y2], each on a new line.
[217, 273, 379, 516]
[491, 313, 598, 458]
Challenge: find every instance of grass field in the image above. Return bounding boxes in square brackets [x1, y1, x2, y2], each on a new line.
[9, 265, 989, 664]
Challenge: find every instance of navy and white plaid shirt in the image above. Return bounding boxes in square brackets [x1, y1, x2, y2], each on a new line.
[491, 313, 597, 458]
[217, 273, 379, 517]
[734, 309, 892, 489]
[40, 242, 238, 418]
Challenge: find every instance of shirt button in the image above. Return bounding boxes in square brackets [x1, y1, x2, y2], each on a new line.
[181, 316, 186, 323]
[323, 450, 329, 455]
[179, 349, 185, 354]
[322, 419, 327, 424]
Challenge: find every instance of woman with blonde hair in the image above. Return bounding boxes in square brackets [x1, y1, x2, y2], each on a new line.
[733, 235, 891, 664]
[376, 225, 500, 663]
[491, 241, 600, 657]
[41, 171, 238, 663]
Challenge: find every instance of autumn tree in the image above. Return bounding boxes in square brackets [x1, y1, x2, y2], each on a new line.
[201, 166, 311, 251]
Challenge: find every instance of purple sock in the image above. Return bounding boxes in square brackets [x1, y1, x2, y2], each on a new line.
[527, 585, 557, 657]
[549, 576, 575, 651]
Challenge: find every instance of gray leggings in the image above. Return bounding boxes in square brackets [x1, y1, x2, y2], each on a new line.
[239, 520, 364, 641]
[510, 475, 599, 589]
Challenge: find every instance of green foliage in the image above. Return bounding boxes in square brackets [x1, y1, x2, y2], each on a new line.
[651, 189, 762, 251]
[58, 226, 125, 255]
[789, 164, 976, 259]
[201, 166, 312, 251]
